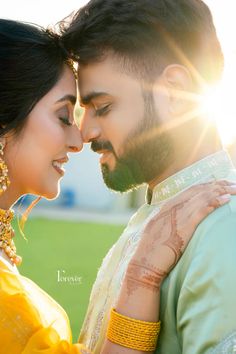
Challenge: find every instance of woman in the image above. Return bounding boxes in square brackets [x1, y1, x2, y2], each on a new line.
[0, 19, 235, 354]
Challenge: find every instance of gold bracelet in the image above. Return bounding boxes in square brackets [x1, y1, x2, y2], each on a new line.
[106, 308, 161, 352]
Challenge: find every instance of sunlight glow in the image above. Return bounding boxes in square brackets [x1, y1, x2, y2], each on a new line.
[202, 1, 236, 146]
[201, 70, 236, 146]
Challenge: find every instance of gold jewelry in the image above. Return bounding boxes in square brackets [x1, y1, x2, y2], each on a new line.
[0, 142, 10, 195]
[0, 208, 22, 265]
[107, 308, 161, 352]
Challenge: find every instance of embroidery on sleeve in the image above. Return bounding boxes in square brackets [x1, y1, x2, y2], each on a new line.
[211, 332, 236, 354]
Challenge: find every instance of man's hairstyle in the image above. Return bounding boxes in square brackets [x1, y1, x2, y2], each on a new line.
[60, 0, 224, 85]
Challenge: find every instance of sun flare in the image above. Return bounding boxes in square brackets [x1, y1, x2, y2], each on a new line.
[200, 1, 236, 146]
[201, 69, 236, 146]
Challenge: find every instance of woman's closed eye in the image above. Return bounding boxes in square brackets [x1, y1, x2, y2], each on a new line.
[59, 116, 72, 126]
[57, 106, 73, 126]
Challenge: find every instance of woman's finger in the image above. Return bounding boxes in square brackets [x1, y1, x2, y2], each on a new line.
[217, 185, 236, 195]
[207, 193, 231, 209]
[191, 193, 231, 227]
[214, 180, 236, 186]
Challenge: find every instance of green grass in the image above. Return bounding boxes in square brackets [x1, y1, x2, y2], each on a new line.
[13, 217, 124, 342]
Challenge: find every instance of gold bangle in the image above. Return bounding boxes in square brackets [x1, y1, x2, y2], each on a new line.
[106, 308, 161, 352]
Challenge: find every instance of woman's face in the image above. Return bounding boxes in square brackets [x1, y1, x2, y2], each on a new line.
[4, 65, 82, 200]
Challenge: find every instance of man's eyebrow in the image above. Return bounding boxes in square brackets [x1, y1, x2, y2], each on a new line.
[56, 94, 77, 105]
[80, 92, 109, 105]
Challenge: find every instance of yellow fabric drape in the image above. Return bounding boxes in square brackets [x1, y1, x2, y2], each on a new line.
[0, 258, 90, 354]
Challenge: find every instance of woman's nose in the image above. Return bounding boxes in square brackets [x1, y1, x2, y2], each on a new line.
[67, 125, 83, 153]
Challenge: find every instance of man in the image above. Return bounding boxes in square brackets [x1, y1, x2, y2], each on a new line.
[61, 1, 236, 353]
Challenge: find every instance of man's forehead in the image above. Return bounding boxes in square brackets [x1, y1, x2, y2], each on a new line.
[77, 54, 133, 86]
[78, 57, 144, 104]
[79, 91, 111, 105]
[78, 63, 115, 94]
[78, 57, 115, 76]
[78, 68, 125, 103]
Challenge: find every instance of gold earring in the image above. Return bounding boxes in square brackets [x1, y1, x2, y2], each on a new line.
[0, 142, 10, 195]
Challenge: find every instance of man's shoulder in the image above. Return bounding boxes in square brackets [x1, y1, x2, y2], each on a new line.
[195, 193, 236, 239]
[197, 168, 236, 235]
[170, 195, 236, 281]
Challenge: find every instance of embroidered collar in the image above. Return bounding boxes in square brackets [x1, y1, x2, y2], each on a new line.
[147, 150, 234, 205]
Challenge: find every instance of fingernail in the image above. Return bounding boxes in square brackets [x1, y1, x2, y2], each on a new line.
[219, 194, 231, 202]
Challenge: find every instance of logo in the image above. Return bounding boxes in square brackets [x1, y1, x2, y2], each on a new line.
[57, 269, 82, 285]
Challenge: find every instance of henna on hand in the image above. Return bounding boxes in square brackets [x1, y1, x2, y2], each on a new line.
[131, 180, 236, 289]
[137, 201, 187, 271]
[161, 204, 185, 265]
[126, 259, 167, 295]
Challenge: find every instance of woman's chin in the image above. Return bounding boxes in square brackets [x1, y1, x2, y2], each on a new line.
[41, 186, 61, 201]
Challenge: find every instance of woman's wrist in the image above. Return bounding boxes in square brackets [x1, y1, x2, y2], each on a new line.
[132, 239, 176, 276]
[125, 259, 167, 292]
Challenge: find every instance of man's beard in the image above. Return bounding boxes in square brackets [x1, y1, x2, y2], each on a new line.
[91, 92, 174, 192]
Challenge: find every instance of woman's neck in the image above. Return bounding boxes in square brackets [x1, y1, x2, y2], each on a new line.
[0, 185, 22, 210]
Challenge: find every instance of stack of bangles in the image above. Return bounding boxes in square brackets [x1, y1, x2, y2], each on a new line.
[106, 308, 161, 351]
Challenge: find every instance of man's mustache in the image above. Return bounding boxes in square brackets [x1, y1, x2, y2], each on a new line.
[91, 140, 114, 153]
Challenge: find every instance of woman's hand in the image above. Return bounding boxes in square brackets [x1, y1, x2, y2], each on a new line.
[129, 180, 236, 291]
[101, 181, 236, 354]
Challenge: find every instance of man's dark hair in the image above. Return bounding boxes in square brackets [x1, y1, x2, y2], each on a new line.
[60, 0, 224, 85]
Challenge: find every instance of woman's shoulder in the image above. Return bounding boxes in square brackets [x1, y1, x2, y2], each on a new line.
[0, 255, 72, 342]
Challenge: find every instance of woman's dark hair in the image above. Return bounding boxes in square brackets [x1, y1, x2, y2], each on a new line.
[60, 0, 224, 85]
[0, 19, 73, 137]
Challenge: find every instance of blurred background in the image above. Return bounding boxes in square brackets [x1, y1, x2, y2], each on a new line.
[2, 0, 236, 341]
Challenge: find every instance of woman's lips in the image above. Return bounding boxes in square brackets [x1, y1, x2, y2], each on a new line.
[52, 163, 65, 176]
[52, 158, 68, 176]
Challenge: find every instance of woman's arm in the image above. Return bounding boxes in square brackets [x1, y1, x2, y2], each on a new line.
[101, 180, 236, 354]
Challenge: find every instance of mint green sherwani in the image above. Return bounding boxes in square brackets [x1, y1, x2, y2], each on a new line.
[79, 151, 236, 354]
[157, 156, 236, 353]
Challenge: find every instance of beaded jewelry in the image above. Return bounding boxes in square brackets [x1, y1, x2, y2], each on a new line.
[0, 142, 21, 265]
[0, 142, 10, 195]
[0, 208, 22, 265]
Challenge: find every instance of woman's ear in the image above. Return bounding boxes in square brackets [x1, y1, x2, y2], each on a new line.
[0, 136, 7, 150]
[162, 64, 194, 116]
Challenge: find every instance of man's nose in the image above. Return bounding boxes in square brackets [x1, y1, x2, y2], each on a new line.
[80, 113, 101, 143]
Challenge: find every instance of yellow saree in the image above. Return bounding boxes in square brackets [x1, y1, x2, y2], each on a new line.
[0, 258, 90, 354]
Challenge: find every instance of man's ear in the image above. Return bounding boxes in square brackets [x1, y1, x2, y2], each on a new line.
[162, 64, 193, 116]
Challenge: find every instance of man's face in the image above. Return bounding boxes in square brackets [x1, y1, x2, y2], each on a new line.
[79, 56, 174, 192]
